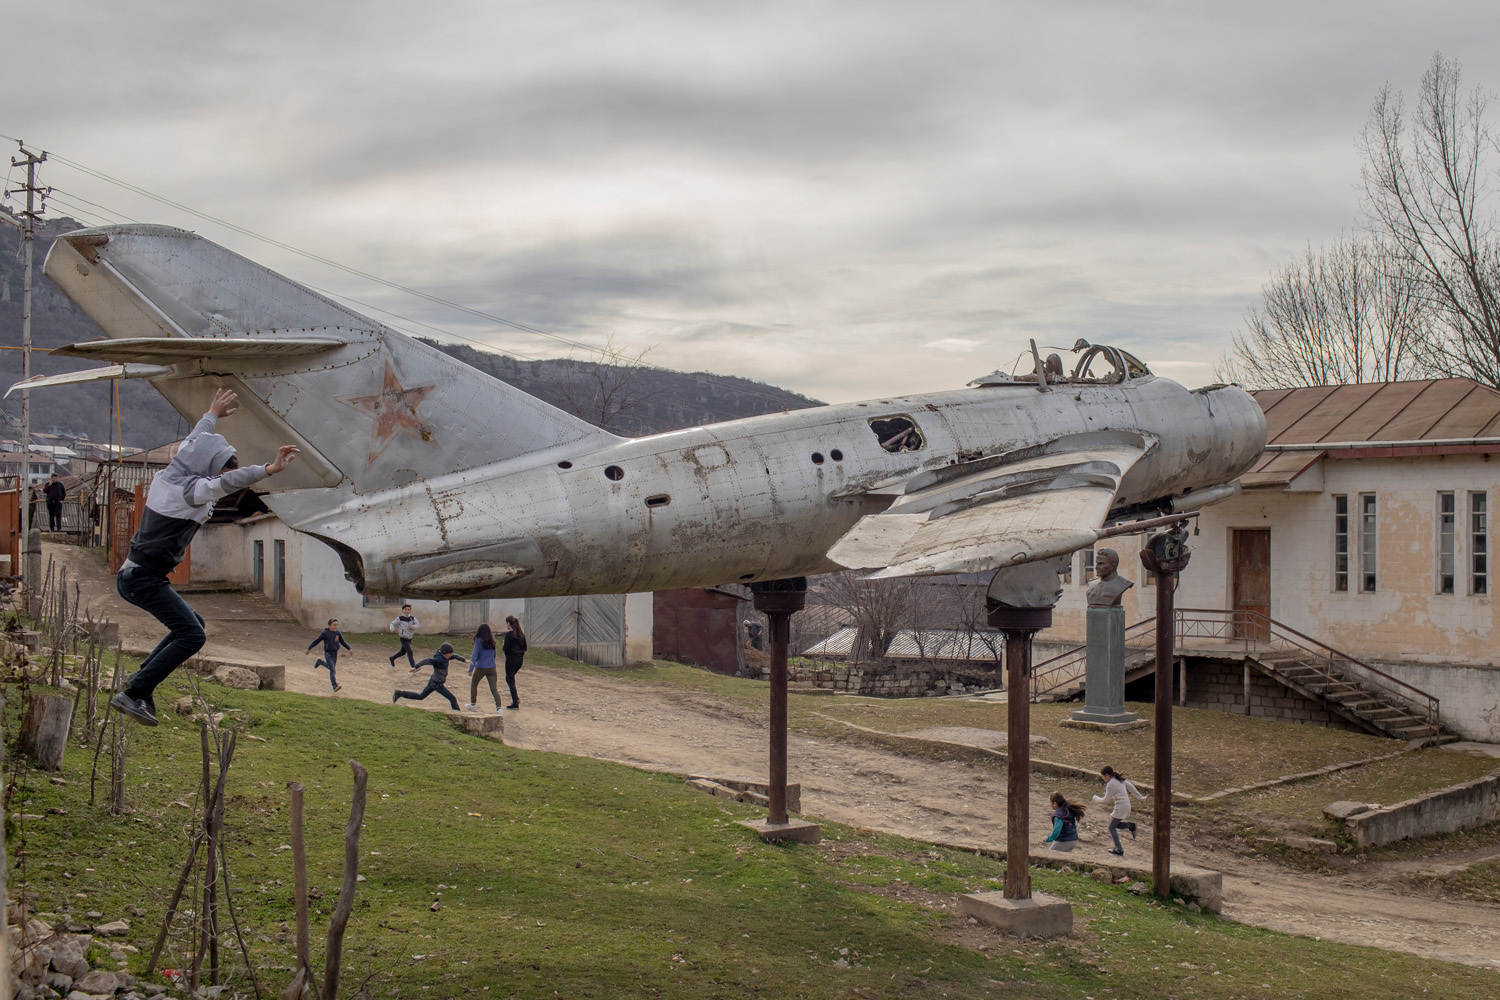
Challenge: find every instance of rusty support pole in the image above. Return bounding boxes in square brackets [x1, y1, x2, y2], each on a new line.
[766, 609, 790, 824]
[751, 579, 806, 826]
[987, 605, 1052, 900]
[1152, 571, 1175, 897]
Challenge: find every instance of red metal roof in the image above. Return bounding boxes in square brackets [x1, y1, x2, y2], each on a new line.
[1245, 378, 1500, 487]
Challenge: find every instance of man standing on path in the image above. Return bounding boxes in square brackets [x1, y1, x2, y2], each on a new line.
[43, 473, 66, 532]
[110, 388, 299, 726]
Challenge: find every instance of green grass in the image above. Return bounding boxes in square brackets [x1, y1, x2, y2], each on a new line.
[5, 667, 1499, 999]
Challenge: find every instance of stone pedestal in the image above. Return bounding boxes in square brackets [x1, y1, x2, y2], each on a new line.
[738, 817, 821, 844]
[959, 891, 1073, 937]
[1068, 606, 1138, 726]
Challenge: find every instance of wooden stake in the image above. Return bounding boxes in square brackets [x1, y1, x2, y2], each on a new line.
[289, 782, 311, 985]
[323, 762, 368, 1000]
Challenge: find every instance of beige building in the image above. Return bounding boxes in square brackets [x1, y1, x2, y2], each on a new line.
[1045, 378, 1500, 742]
[192, 511, 653, 666]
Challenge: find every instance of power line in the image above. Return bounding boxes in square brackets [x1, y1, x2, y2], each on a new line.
[0, 134, 817, 407]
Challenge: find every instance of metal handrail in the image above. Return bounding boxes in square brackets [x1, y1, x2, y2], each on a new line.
[1030, 618, 1155, 701]
[1175, 608, 1440, 730]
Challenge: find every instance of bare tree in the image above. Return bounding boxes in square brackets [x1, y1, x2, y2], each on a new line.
[550, 334, 660, 433]
[820, 571, 953, 664]
[1360, 53, 1500, 386]
[1218, 235, 1438, 387]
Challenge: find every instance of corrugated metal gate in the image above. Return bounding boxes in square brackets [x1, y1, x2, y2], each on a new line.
[448, 600, 490, 634]
[524, 594, 626, 666]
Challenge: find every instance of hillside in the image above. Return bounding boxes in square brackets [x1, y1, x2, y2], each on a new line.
[0, 217, 820, 449]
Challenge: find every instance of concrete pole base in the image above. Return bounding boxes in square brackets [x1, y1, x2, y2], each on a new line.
[1059, 716, 1149, 732]
[738, 817, 821, 844]
[959, 891, 1073, 938]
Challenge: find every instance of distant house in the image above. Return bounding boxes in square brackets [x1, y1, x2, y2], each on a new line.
[1045, 378, 1500, 742]
[194, 509, 652, 665]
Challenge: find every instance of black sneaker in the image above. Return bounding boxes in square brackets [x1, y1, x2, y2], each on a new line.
[392, 691, 400, 703]
[334, 684, 342, 692]
[1129, 823, 1138, 840]
[1108, 848, 1124, 856]
[110, 691, 159, 727]
[508, 702, 519, 710]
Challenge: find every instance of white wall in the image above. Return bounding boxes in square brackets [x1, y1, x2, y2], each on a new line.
[624, 592, 654, 664]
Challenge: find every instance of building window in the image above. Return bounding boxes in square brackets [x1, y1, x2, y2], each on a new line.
[1359, 493, 1377, 593]
[1333, 495, 1349, 592]
[1472, 491, 1488, 595]
[1080, 548, 1095, 583]
[1438, 492, 1456, 594]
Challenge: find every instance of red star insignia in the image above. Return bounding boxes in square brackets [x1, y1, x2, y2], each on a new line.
[336, 360, 440, 462]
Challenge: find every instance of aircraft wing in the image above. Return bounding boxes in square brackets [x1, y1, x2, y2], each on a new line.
[5, 363, 173, 398]
[52, 336, 349, 365]
[827, 435, 1150, 578]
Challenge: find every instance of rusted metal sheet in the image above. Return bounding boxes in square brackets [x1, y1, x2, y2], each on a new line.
[1365, 378, 1482, 441]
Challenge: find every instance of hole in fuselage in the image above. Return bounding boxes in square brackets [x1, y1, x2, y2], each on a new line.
[869, 415, 924, 453]
[739, 573, 755, 581]
[830, 449, 843, 461]
[645, 494, 671, 508]
[557, 461, 573, 469]
[604, 465, 624, 481]
[811, 452, 824, 464]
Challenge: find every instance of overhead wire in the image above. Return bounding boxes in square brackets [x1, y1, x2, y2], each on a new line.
[0, 133, 816, 406]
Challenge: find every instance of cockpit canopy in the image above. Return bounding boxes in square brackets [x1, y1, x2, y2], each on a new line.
[970, 341, 1152, 388]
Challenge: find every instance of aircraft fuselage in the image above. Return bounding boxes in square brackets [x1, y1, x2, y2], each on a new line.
[274, 374, 1264, 598]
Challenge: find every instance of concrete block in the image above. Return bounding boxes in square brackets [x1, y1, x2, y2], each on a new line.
[454, 712, 504, 737]
[244, 663, 286, 691]
[738, 818, 821, 844]
[959, 892, 1073, 938]
[1058, 718, 1151, 734]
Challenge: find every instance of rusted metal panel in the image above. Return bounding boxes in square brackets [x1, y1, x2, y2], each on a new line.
[1322, 380, 1433, 441]
[1259, 385, 1338, 444]
[1360, 379, 1476, 441]
[653, 588, 745, 674]
[1427, 385, 1500, 439]
[1276, 381, 1384, 443]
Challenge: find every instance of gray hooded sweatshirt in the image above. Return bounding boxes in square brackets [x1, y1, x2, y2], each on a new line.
[124, 412, 271, 575]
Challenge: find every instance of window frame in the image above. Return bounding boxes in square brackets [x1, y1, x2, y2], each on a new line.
[1333, 494, 1349, 593]
[1471, 490, 1488, 596]
[1438, 491, 1456, 595]
[1359, 492, 1378, 593]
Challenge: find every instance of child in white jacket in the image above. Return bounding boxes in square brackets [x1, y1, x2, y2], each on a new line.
[1092, 765, 1145, 856]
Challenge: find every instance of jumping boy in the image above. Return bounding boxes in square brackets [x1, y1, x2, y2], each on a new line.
[393, 641, 466, 711]
[111, 388, 299, 726]
[388, 604, 420, 668]
[307, 618, 351, 691]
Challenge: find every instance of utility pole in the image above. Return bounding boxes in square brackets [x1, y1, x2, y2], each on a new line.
[6, 142, 48, 599]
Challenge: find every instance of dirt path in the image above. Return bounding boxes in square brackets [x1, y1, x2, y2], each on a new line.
[43, 543, 1500, 969]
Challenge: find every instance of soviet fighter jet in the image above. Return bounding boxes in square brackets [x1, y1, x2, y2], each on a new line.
[22, 225, 1266, 599]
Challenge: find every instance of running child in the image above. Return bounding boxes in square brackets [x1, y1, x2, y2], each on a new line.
[1092, 765, 1145, 856]
[1043, 792, 1085, 852]
[307, 618, 351, 692]
[388, 604, 420, 668]
[393, 641, 466, 711]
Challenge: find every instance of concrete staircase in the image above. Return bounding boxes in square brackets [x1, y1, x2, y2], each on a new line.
[1246, 650, 1450, 742]
[1030, 609, 1453, 744]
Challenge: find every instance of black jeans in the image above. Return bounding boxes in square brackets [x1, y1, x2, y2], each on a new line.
[117, 565, 206, 703]
[46, 500, 62, 531]
[390, 637, 416, 669]
[395, 678, 459, 711]
[504, 663, 521, 706]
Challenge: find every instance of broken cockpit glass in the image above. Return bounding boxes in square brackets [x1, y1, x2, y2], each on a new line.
[869, 415, 925, 453]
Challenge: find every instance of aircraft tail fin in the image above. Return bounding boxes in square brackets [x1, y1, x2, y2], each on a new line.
[43, 225, 618, 494]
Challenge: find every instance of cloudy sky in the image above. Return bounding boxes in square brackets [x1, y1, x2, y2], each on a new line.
[8, 1, 1500, 403]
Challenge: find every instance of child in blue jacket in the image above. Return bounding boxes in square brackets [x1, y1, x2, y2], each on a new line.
[393, 642, 466, 711]
[307, 619, 351, 691]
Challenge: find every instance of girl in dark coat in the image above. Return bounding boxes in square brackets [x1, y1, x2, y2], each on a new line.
[502, 615, 527, 709]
